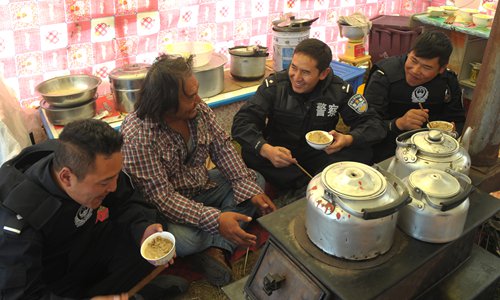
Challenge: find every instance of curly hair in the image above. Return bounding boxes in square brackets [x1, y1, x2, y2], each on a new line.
[135, 54, 194, 122]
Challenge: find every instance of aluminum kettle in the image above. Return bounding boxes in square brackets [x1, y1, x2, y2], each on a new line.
[388, 128, 471, 179]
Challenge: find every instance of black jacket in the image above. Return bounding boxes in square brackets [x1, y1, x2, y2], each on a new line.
[364, 55, 466, 136]
[0, 140, 157, 299]
[231, 69, 386, 155]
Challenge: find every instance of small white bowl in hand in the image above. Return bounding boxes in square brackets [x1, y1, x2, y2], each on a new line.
[306, 130, 333, 150]
[141, 231, 176, 266]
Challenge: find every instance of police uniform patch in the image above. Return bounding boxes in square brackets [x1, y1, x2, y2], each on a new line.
[348, 94, 368, 114]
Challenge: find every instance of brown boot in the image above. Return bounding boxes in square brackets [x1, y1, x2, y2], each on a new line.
[194, 247, 233, 286]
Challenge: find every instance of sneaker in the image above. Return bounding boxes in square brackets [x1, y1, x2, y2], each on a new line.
[194, 247, 233, 287]
[135, 274, 189, 300]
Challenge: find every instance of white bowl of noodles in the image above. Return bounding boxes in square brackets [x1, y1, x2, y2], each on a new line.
[141, 231, 176, 266]
[306, 130, 334, 150]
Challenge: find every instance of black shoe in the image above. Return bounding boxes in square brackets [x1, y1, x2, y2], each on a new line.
[135, 274, 189, 300]
[194, 247, 233, 287]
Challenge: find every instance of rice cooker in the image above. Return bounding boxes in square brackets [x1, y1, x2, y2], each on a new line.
[388, 129, 471, 179]
[306, 161, 410, 260]
[398, 168, 473, 243]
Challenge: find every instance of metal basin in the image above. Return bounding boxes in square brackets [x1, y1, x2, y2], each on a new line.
[36, 75, 101, 108]
[41, 98, 97, 125]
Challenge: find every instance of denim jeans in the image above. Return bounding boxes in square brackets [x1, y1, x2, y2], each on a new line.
[161, 169, 265, 257]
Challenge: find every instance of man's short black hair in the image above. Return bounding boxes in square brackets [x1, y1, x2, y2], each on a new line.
[135, 54, 194, 122]
[293, 38, 332, 72]
[53, 119, 123, 180]
[410, 31, 453, 67]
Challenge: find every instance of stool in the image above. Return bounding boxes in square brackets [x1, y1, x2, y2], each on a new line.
[338, 54, 372, 69]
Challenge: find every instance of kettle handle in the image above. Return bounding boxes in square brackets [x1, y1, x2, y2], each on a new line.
[395, 128, 428, 148]
[361, 166, 412, 220]
[439, 170, 474, 211]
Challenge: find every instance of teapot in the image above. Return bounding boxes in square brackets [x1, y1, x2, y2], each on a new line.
[387, 128, 471, 179]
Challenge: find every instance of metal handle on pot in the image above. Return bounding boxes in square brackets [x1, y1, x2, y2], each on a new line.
[361, 166, 411, 220]
[438, 170, 474, 211]
[395, 128, 428, 148]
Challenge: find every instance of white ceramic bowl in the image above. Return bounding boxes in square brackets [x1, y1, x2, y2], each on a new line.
[441, 5, 459, 16]
[473, 13, 493, 27]
[164, 41, 214, 68]
[427, 7, 444, 17]
[306, 130, 333, 150]
[141, 231, 176, 266]
[458, 8, 479, 23]
[427, 120, 454, 132]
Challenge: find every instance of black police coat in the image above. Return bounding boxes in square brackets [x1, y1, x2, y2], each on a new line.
[231, 69, 386, 156]
[0, 140, 158, 299]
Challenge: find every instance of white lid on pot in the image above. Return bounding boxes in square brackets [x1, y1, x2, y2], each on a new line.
[321, 161, 387, 200]
[410, 130, 459, 157]
[408, 169, 460, 198]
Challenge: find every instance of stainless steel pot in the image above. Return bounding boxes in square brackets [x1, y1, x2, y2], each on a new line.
[229, 46, 268, 81]
[109, 63, 150, 113]
[193, 53, 227, 98]
[398, 169, 473, 243]
[36, 75, 101, 108]
[306, 162, 410, 260]
[41, 98, 96, 125]
[388, 129, 471, 179]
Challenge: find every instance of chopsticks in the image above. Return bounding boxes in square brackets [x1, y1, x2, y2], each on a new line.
[128, 264, 167, 297]
[418, 103, 430, 125]
[295, 162, 313, 179]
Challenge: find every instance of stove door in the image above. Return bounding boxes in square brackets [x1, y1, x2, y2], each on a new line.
[245, 240, 330, 300]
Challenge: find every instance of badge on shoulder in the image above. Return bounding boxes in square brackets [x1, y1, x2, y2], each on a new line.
[348, 94, 368, 114]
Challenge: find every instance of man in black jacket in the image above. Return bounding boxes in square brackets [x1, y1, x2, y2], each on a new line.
[0, 119, 186, 299]
[364, 31, 466, 163]
[231, 38, 386, 192]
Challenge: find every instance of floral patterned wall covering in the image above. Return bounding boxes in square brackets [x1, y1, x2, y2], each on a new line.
[0, 0, 421, 107]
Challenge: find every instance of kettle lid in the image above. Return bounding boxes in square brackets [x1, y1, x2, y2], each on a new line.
[321, 161, 387, 200]
[408, 169, 460, 198]
[410, 130, 459, 157]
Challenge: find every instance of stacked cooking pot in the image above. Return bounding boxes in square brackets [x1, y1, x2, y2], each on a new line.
[109, 63, 150, 113]
[36, 75, 101, 125]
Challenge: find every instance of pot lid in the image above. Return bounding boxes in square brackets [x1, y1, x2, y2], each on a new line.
[193, 53, 227, 71]
[229, 45, 268, 57]
[321, 162, 387, 200]
[410, 130, 459, 157]
[272, 16, 318, 31]
[109, 63, 151, 81]
[408, 169, 460, 198]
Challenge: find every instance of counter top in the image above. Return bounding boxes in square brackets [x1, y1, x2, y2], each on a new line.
[412, 13, 491, 39]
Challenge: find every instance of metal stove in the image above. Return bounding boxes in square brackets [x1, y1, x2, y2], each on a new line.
[243, 189, 500, 300]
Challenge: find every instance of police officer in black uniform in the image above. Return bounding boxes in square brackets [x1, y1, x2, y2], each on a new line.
[0, 119, 187, 299]
[364, 31, 466, 163]
[231, 38, 386, 192]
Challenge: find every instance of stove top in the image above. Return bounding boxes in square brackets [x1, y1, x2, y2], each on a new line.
[246, 189, 500, 299]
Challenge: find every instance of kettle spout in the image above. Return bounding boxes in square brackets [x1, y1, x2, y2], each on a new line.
[459, 126, 473, 152]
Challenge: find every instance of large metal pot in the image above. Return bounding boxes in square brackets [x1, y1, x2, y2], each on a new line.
[41, 98, 96, 125]
[306, 162, 410, 260]
[398, 169, 473, 243]
[388, 129, 471, 179]
[229, 46, 268, 81]
[35, 75, 101, 108]
[193, 53, 227, 98]
[109, 63, 150, 113]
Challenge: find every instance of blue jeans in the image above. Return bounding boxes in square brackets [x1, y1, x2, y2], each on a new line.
[162, 169, 264, 257]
